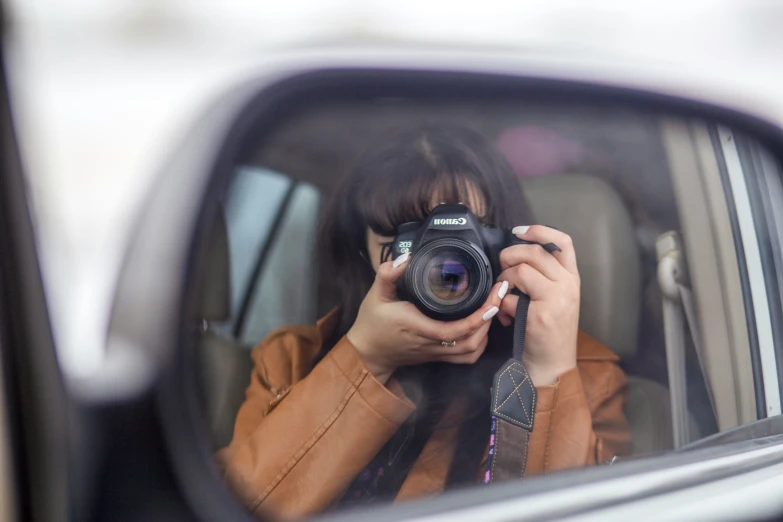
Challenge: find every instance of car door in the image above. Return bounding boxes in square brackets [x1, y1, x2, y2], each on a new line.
[0, 26, 69, 522]
[3, 60, 783, 522]
[0, 16, 202, 522]
[6, 17, 783, 522]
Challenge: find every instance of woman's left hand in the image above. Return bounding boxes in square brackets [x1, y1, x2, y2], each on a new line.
[496, 225, 580, 386]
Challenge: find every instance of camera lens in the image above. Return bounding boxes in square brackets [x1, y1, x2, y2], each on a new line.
[400, 238, 492, 321]
[424, 253, 472, 305]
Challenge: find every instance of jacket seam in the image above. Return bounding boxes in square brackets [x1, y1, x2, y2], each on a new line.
[585, 364, 616, 410]
[336, 339, 415, 424]
[264, 326, 320, 347]
[557, 369, 587, 402]
[586, 369, 614, 463]
[255, 359, 274, 392]
[542, 381, 559, 472]
[576, 354, 620, 362]
[248, 365, 369, 512]
[234, 344, 347, 456]
[356, 379, 414, 427]
[252, 329, 319, 391]
[595, 436, 605, 462]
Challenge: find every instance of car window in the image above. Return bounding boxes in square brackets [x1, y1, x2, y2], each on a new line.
[224, 166, 291, 324]
[221, 166, 320, 344]
[192, 99, 783, 519]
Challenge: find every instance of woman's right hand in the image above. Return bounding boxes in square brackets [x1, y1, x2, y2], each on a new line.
[346, 253, 508, 384]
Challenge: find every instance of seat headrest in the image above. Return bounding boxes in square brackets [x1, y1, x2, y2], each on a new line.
[199, 207, 231, 322]
[520, 174, 640, 359]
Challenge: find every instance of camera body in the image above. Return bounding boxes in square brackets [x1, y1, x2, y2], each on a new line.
[391, 203, 535, 321]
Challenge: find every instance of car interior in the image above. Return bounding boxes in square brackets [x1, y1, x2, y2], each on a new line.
[194, 98, 760, 468]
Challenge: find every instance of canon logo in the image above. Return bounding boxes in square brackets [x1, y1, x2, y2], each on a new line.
[433, 218, 467, 226]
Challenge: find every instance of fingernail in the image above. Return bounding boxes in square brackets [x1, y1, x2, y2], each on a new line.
[512, 226, 530, 236]
[482, 306, 499, 322]
[498, 281, 509, 300]
[393, 252, 410, 268]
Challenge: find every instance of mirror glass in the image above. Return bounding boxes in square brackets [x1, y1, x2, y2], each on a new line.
[191, 96, 783, 519]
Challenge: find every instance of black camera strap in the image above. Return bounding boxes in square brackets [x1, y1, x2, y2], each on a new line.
[484, 293, 537, 484]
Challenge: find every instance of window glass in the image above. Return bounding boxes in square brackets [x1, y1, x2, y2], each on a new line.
[224, 166, 292, 320]
[225, 169, 320, 344]
[194, 99, 781, 519]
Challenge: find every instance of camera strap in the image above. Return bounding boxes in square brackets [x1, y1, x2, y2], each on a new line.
[484, 293, 537, 484]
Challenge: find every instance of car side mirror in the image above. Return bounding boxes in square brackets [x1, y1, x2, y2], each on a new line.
[93, 65, 783, 521]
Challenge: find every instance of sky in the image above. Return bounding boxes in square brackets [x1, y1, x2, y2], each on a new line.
[3, 0, 783, 380]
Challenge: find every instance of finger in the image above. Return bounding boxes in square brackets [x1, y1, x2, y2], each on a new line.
[439, 330, 490, 364]
[497, 311, 512, 327]
[512, 225, 578, 275]
[373, 253, 410, 301]
[497, 263, 552, 301]
[440, 337, 488, 364]
[499, 294, 519, 319]
[407, 280, 506, 342]
[437, 281, 507, 340]
[499, 243, 569, 281]
[432, 320, 491, 356]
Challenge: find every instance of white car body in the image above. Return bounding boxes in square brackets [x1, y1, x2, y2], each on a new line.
[4, 2, 783, 520]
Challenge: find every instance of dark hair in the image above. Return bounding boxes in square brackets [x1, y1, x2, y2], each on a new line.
[318, 123, 534, 494]
[321, 124, 533, 337]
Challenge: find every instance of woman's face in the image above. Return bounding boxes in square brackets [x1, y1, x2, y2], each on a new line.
[366, 183, 486, 271]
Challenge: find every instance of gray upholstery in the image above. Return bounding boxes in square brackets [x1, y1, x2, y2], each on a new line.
[625, 376, 673, 454]
[520, 174, 641, 359]
[197, 207, 252, 449]
[198, 178, 321, 449]
[199, 329, 253, 448]
[625, 376, 701, 455]
[199, 209, 232, 321]
[521, 174, 672, 455]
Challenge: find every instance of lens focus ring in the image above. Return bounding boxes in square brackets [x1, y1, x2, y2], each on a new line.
[402, 238, 492, 321]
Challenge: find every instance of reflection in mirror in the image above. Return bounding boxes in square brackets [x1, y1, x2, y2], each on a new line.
[191, 98, 781, 519]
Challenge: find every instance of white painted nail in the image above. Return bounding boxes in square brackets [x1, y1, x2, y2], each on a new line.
[393, 252, 410, 269]
[482, 306, 499, 322]
[498, 281, 509, 300]
[512, 226, 530, 236]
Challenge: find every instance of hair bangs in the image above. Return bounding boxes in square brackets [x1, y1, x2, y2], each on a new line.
[358, 170, 491, 237]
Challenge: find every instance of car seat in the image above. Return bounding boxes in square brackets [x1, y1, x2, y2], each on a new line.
[520, 173, 677, 454]
[197, 176, 321, 450]
[196, 209, 255, 449]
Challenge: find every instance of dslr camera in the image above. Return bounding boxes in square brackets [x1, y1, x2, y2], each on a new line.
[390, 204, 558, 321]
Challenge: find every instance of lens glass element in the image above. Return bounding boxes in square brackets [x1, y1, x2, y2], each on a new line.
[423, 252, 473, 305]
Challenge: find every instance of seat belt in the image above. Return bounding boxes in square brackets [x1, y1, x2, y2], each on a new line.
[656, 231, 714, 448]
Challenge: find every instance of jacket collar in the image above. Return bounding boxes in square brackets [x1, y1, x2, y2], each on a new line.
[315, 307, 341, 343]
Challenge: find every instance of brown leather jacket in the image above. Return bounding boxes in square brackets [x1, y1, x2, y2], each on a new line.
[217, 310, 629, 518]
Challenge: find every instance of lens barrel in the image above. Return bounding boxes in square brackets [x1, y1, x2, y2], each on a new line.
[401, 238, 492, 321]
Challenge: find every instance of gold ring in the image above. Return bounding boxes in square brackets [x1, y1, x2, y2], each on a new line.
[441, 341, 457, 347]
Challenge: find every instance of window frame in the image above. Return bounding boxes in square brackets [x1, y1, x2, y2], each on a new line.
[659, 118, 757, 434]
[731, 132, 783, 414]
[0, 39, 67, 522]
[715, 126, 782, 418]
[104, 65, 783, 522]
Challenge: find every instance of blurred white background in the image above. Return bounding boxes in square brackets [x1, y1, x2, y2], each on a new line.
[3, 0, 783, 380]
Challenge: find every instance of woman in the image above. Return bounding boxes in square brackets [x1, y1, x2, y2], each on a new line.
[217, 124, 629, 518]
